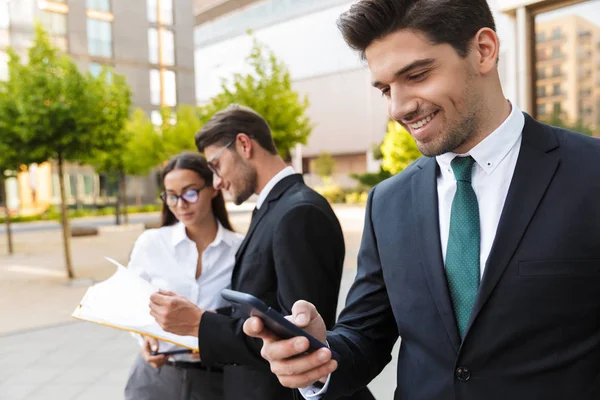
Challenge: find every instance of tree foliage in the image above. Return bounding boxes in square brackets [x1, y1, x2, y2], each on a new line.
[200, 37, 312, 159]
[380, 120, 422, 175]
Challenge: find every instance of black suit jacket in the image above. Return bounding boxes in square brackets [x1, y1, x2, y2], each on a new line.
[199, 174, 374, 400]
[325, 115, 600, 399]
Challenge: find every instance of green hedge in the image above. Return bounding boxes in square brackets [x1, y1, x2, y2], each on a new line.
[0, 204, 162, 224]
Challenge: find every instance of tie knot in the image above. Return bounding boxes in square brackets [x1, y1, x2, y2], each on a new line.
[451, 156, 475, 182]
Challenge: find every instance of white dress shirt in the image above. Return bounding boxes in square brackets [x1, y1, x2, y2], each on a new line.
[256, 166, 296, 209]
[300, 102, 525, 399]
[128, 221, 243, 362]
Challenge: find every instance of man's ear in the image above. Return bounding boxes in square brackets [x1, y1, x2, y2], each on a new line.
[236, 133, 254, 159]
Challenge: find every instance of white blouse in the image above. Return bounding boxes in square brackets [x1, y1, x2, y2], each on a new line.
[128, 221, 243, 361]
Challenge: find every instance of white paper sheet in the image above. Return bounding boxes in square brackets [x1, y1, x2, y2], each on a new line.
[72, 257, 199, 351]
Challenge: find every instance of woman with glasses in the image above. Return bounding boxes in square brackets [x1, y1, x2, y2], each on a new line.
[124, 152, 243, 400]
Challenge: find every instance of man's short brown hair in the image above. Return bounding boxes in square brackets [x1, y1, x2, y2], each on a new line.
[195, 104, 277, 155]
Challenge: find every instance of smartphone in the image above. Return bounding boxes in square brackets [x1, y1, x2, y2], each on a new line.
[150, 349, 193, 356]
[221, 289, 326, 353]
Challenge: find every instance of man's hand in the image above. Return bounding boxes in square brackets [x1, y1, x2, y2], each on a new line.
[141, 336, 167, 368]
[150, 289, 203, 338]
[243, 300, 338, 388]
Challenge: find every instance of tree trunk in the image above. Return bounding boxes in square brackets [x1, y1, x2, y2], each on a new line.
[120, 169, 128, 224]
[58, 154, 75, 279]
[1, 179, 14, 255]
[114, 172, 121, 226]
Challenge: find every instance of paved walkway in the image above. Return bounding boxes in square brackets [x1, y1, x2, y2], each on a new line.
[0, 205, 398, 399]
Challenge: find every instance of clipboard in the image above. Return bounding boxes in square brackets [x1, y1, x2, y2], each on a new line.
[72, 257, 199, 351]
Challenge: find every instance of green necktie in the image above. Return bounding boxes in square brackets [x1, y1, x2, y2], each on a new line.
[445, 156, 480, 339]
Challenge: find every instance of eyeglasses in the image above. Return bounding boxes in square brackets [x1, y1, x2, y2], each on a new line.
[207, 140, 235, 178]
[160, 186, 207, 207]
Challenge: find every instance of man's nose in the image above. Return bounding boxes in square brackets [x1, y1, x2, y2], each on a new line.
[388, 88, 418, 122]
[213, 174, 223, 190]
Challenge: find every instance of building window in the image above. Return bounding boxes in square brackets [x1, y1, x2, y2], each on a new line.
[551, 46, 561, 59]
[551, 28, 561, 40]
[0, 51, 8, 81]
[553, 102, 561, 115]
[148, 28, 159, 64]
[148, 0, 173, 25]
[39, 11, 67, 50]
[537, 86, 546, 98]
[87, 19, 112, 58]
[150, 69, 177, 106]
[147, 0, 157, 23]
[535, 32, 546, 43]
[89, 62, 112, 82]
[552, 65, 561, 77]
[160, 0, 173, 25]
[89, 62, 103, 77]
[160, 29, 175, 66]
[163, 69, 177, 106]
[87, 0, 111, 12]
[536, 67, 545, 79]
[552, 83, 561, 96]
[150, 69, 161, 105]
[537, 104, 547, 116]
[151, 110, 163, 126]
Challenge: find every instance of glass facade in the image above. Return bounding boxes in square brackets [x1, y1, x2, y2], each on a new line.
[148, 28, 159, 64]
[163, 69, 176, 106]
[87, 19, 112, 58]
[160, 29, 174, 66]
[150, 69, 161, 105]
[195, 0, 350, 47]
[87, 0, 111, 12]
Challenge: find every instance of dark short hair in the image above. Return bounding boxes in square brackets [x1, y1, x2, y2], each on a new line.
[160, 152, 233, 231]
[195, 104, 278, 155]
[337, 0, 496, 60]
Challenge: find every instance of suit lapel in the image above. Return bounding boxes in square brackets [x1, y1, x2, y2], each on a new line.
[412, 157, 462, 352]
[466, 115, 560, 335]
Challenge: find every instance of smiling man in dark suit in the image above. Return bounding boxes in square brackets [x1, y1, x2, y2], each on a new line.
[243, 1, 600, 399]
[149, 105, 373, 400]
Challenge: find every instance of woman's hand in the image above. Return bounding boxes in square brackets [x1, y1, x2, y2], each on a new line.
[141, 336, 168, 368]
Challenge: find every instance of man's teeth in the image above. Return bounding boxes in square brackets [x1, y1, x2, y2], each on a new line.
[409, 113, 435, 129]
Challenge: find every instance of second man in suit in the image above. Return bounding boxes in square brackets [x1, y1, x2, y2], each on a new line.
[149, 105, 373, 400]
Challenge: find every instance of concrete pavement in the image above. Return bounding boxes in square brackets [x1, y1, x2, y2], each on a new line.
[0, 205, 399, 400]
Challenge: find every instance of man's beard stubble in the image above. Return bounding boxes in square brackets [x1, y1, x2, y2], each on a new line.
[232, 159, 258, 206]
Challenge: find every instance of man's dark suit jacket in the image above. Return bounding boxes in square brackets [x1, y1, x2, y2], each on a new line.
[325, 115, 600, 400]
[198, 174, 374, 400]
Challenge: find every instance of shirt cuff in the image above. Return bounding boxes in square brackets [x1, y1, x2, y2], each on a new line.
[298, 373, 331, 399]
[298, 339, 332, 399]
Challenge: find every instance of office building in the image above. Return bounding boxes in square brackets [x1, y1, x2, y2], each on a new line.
[0, 0, 195, 215]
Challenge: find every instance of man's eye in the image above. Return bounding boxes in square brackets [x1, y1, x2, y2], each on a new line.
[380, 88, 390, 97]
[408, 71, 429, 81]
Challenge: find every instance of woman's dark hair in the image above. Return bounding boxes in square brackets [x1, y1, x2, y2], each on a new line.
[337, 0, 496, 60]
[160, 152, 233, 231]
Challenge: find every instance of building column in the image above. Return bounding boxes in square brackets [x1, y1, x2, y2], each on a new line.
[516, 6, 534, 114]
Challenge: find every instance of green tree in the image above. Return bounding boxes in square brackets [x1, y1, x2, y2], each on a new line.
[160, 105, 202, 159]
[83, 67, 132, 224]
[122, 109, 164, 207]
[201, 37, 312, 159]
[314, 152, 335, 182]
[380, 120, 422, 175]
[8, 25, 126, 279]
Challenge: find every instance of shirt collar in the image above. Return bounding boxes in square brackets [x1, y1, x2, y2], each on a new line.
[436, 101, 524, 176]
[170, 220, 236, 248]
[256, 166, 296, 209]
